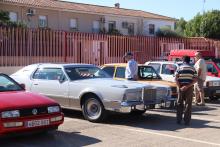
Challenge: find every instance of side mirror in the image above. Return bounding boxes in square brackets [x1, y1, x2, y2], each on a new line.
[58, 75, 66, 83]
[20, 83, 25, 89]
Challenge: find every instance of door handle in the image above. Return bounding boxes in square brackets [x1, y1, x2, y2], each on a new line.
[33, 83, 38, 85]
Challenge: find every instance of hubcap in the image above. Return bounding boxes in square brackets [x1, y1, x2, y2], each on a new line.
[86, 98, 101, 120]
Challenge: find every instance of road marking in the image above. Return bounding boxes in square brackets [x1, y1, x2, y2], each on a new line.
[107, 125, 220, 146]
[65, 118, 220, 146]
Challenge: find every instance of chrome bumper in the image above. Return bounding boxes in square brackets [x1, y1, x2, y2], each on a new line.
[104, 101, 145, 113]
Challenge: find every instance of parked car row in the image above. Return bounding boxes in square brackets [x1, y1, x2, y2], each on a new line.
[3, 50, 220, 136]
[146, 61, 220, 100]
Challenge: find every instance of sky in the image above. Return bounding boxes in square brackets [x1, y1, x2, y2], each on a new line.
[66, 0, 220, 20]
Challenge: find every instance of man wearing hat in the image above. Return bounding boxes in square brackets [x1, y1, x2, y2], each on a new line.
[123, 52, 138, 81]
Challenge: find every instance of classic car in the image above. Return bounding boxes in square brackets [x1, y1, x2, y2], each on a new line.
[101, 63, 176, 104]
[145, 61, 220, 100]
[11, 63, 156, 122]
[0, 73, 64, 136]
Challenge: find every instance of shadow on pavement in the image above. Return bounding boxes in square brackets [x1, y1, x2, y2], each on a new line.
[104, 112, 220, 131]
[0, 130, 101, 147]
[62, 108, 220, 132]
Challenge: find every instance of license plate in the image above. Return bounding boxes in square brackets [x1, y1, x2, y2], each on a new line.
[216, 90, 220, 93]
[26, 119, 50, 128]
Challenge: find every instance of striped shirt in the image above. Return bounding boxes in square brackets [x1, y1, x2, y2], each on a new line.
[175, 63, 197, 85]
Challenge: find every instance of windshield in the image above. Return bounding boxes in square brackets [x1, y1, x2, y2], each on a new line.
[65, 66, 110, 80]
[138, 66, 161, 80]
[0, 75, 23, 92]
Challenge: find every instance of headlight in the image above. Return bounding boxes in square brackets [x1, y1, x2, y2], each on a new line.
[1, 110, 20, 118]
[123, 91, 142, 102]
[48, 106, 60, 113]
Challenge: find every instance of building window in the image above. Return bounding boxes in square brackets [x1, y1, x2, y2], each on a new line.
[108, 21, 116, 31]
[39, 15, 47, 28]
[92, 20, 100, 33]
[9, 12, 17, 22]
[149, 24, 155, 35]
[70, 18, 77, 30]
[128, 23, 134, 35]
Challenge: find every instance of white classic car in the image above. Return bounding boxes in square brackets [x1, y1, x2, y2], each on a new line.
[145, 61, 220, 100]
[11, 63, 157, 122]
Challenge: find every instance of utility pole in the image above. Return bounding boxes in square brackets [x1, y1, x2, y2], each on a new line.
[202, 0, 206, 14]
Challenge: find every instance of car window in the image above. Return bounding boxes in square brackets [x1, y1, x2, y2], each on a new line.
[139, 66, 161, 79]
[162, 64, 177, 75]
[207, 63, 217, 73]
[65, 67, 110, 80]
[115, 67, 125, 78]
[102, 66, 115, 78]
[33, 68, 65, 80]
[148, 63, 161, 73]
[0, 75, 23, 92]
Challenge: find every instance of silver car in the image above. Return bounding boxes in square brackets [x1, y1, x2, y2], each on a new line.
[11, 63, 156, 122]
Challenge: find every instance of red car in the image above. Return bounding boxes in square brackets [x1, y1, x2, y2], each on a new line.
[0, 73, 64, 136]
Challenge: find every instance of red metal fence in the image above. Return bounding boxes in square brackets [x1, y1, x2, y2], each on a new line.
[0, 27, 220, 66]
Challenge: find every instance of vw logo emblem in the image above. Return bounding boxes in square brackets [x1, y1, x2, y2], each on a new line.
[32, 109, 38, 115]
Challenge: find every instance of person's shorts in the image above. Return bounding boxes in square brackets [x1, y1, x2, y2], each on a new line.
[194, 78, 204, 92]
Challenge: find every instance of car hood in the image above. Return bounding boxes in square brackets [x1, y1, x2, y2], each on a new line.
[0, 91, 57, 110]
[137, 80, 176, 88]
[72, 78, 152, 89]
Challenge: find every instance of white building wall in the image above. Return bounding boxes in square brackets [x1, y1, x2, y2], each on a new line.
[104, 15, 139, 35]
[143, 19, 175, 36]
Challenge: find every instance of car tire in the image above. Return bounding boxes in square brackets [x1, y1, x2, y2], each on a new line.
[130, 109, 146, 115]
[82, 96, 106, 123]
[209, 96, 219, 101]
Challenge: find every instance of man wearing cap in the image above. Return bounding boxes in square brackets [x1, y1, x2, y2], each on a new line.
[123, 52, 138, 81]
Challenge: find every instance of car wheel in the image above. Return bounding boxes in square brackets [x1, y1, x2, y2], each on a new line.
[82, 96, 106, 123]
[209, 96, 219, 101]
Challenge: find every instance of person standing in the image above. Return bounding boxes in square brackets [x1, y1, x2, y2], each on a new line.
[123, 52, 138, 81]
[194, 52, 207, 106]
[175, 56, 197, 126]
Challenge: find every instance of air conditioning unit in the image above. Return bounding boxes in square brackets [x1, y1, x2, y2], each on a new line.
[122, 22, 128, 28]
[100, 17, 105, 23]
[27, 9, 36, 16]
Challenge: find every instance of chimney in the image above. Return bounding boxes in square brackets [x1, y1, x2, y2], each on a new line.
[114, 3, 120, 8]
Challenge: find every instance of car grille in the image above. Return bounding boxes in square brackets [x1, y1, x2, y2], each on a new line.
[19, 106, 48, 117]
[156, 88, 168, 99]
[143, 89, 157, 104]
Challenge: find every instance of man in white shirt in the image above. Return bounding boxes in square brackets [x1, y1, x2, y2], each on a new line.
[123, 52, 138, 80]
[194, 52, 207, 106]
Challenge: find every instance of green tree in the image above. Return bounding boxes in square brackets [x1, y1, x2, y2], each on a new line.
[0, 10, 10, 25]
[0, 10, 26, 28]
[184, 13, 203, 37]
[200, 10, 220, 39]
[175, 17, 187, 36]
[156, 26, 181, 37]
[184, 10, 220, 39]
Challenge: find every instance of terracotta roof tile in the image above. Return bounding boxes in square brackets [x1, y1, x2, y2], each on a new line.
[2, 0, 175, 21]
